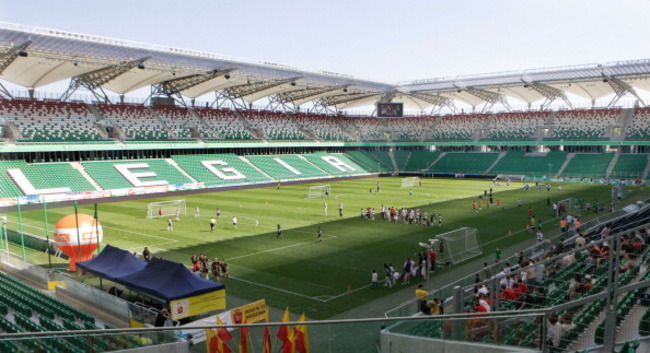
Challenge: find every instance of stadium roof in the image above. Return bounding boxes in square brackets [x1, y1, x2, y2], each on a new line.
[1, 21, 649, 111]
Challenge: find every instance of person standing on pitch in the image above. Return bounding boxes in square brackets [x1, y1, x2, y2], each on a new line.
[323, 202, 328, 216]
[339, 202, 344, 217]
[210, 217, 217, 232]
[277, 224, 283, 239]
[317, 226, 323, 242]
[167, 217, 173, 231]
[195, 206, 200, 218]
[232, 216, 238, 229]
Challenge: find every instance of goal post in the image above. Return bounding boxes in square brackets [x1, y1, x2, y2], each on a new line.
[147, 200, 187, 219]
[556, 198, 582, 218]
[306, 185, 331, 199]
[611, 185, 628, 202]
[401, 176, 420, 188]
[435, 227, 481, 265]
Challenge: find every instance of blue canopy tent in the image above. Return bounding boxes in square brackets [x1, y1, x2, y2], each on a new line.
[77, 245, 225, 302]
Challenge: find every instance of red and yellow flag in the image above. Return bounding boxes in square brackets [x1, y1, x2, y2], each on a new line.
[238, 318, 249, 353]
[262, 312, 272, 353]
[215, 317, 233, 353]
[294, 313, 310, 353]
[277, 307, 290, 343]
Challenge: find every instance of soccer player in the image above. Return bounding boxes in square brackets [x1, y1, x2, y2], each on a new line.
[175, 209, 180, 222]
[232, 216, 238, 229]
[167, 218, 173, 231]
[195, 206, 200, 218]
[376, 182, 381, 192]
[210, 218, 216, 232]
[496, 198, 501, 208]
[438, 214, 443, 227]
[317, 226, 323, 242]
[323, 202, 328, 216]
[339, 202, 343, 217]
[158, 207, 163, 217]
[409, 189, 414, 198]
[472, 201, 477, 214]
[277, 224, 283, 239]
[216, 208, 221, 219]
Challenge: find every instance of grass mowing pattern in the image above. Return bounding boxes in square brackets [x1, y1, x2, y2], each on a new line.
[5, 177, 634, 319]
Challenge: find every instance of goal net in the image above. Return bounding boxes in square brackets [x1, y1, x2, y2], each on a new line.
[495, 174, 525, 182]
[147, 200, 187, 219]
[435, 227, 481, 265]
[556, 198, 582, 218]
[401, 176, 420, 188]
[306, 185, 331, 199]
[611, 185, 629, 201]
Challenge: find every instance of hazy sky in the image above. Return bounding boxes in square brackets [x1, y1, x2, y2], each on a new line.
[2, 0, 650, 85]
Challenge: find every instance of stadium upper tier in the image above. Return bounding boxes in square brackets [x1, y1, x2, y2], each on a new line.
[2, 99, 650, 144]
[1, 22, 650, 111]
[0, 151, 646, 199]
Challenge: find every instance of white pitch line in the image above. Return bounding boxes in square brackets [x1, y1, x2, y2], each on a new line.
[101, 225, 179, 243]
[228, 275, 326, 302]
[226, 235, 337, 262]
[323, 283, 373, 302]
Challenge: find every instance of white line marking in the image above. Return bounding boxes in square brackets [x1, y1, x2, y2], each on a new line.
[228, 275, 326, 302]
[226, 235, 337, 261]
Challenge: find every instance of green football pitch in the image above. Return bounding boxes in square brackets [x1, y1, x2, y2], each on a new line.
[3, 177, 645, 319]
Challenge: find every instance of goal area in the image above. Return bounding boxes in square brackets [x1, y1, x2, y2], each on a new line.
[435, 227, 481, 265]
[401, 176, 420, 188]
[306, 185, 331, 199]
[147, 200, 187, 219]
[612, 185, 629, 201]
[556, 198, 582, 217]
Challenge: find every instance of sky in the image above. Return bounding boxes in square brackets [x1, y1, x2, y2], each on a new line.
[2, 0, 650, 84]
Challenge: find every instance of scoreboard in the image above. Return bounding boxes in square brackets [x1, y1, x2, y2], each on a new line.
[377, 103, 404, 118]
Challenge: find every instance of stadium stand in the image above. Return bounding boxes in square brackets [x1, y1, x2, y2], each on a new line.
[428, 152, 499, 174]
[403, 150, 441, 172]
[242, 110, 306, 140]
[151, 106, 205, 139]
[193, 107, 255, 140]
[366, 151, 394, 171]
[301, 152, 368, 176]
[610, 154, 648, 179]
[486, 111, 549, 140]
[0, 160, 31, 197]
[344, 117, 387, 141]
[96, 103, 169, 140]
[489, 151, 567, 177]
[82, 159, 194, 190]
[431, 114, 489, 141]
[16, 163, 96, 193]
[392, 150, 411, 171]
[245, 154, 330, 180]
[561, 153, 615, 178]
[548, 109, 620, 141]
[171, 154, 273, 186]
[627, 107, 650, 140]
[344, 151, 392, 173]
[292, 112, 352, 141]
[0, 99, 103, 142]
[390, 117, 435, 141]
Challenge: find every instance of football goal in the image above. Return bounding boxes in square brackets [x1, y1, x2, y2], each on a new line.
[147, 200, 187, 219]
[401, 176, 420, 188]
[556, 198, 582, 217]
[435, 227, 481, 265]
[306, 185, 331, 199]
[611, 185, 629, 202]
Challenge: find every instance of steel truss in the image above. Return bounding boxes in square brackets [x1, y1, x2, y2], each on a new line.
[316, 92, 380, 107]
[275, 85, 348, 105]
[0, 41, 32, 99]
[148, 68, 236, 108]
[464, 87, 510, 112]
[223, 77, 301, 100]
[529, 82, 572, 109]
[408, 92, 456, 115]
[60, 56, 151, 103]
[605, 76, 646, 107]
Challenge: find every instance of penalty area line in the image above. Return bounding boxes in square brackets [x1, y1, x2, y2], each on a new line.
[226, 234, 338, 262]
[228, 275, 326, 302]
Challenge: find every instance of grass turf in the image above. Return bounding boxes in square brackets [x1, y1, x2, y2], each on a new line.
[3, 177, 643, 319]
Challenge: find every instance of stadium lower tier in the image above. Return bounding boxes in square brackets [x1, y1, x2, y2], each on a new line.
[0, 151, 646, 199]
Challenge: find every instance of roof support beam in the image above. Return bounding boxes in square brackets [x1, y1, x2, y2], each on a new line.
[275, 85, 348, 105]
[464, 87, 510, 112]
[0, 41, 32, 99]
[605, 76, 645, 107]
[529, 82, 572, 109]
[223, 77, 301, 100]
[149, 68, 237, 108]
[60, 56, 151, 103]
[317, 92, 379, 107]
[408, 92, 456, 114]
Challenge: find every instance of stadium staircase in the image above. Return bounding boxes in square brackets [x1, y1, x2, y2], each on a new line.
[69, 162, 102, 191]
[605, 150, 622, 178]
[615, 108, 635, 142]
[556, 152, 575, 176]
[387, 150, 399, 172]
[643, 155, 650, 179]
[344, 151, 391, 173]
[165, 158, 198, 183]
[425, 152, 446, 170]
[539, 111, 557, 142]
[392, 151, 410, 172]
[237, 155, 275, 181]
[561, 153, 615, 178]
[484, 151, 507, 174]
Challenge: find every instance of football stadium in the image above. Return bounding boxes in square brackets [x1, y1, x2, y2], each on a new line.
[1, 3, 650, 353]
